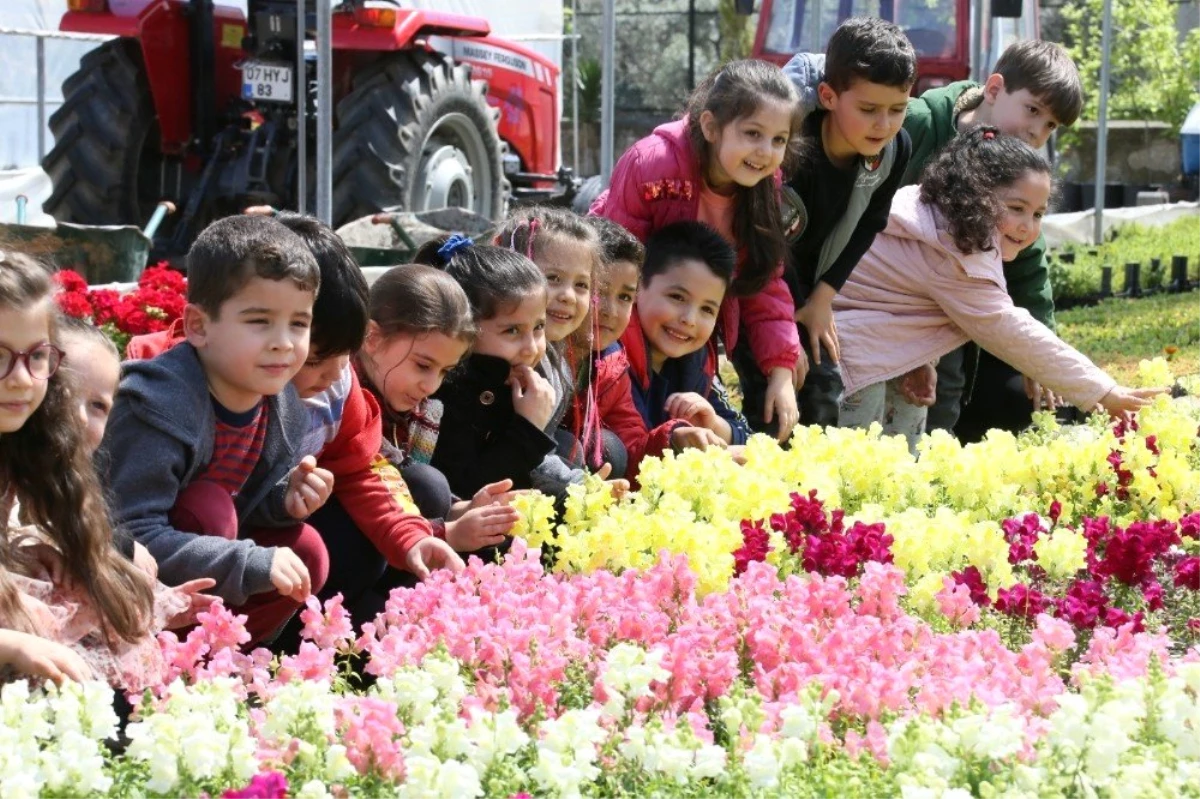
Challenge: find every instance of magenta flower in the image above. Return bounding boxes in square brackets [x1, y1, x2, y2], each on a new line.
[1175, 557, 1200, 590]
[222, 771, 288, 799]
[734, 520, 770, 575]
[994, 583, 1050, 620]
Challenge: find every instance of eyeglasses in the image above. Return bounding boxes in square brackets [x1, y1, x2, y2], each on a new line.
[0, 343, 65, 381]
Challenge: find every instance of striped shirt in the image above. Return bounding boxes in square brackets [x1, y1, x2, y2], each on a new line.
[196, 399, 269, 497]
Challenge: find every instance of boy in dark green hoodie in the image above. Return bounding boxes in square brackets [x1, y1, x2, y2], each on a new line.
[901, 40, 1083, 440]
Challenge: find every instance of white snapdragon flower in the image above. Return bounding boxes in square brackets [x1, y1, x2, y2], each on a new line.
[600, 643, 669, 705]
[742, 734, 781, 789]
[397, 752, 482, 799]
[533, 709, 607, 797]
[422, 652, 469, 708]
[296, 778, 334, 799]
[375, 669, 440, 724]
[950, 706, 1024, 761]
[463, 707, 530, 772]
[778, 702, 818, 742]
[126, 677, 257, 792]
[262, 680, 337, 743]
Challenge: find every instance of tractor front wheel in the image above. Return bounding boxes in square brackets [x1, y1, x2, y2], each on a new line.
[332, 51, 506, 227]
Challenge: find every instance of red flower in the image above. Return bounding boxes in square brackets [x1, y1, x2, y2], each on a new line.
[89, 289, 122, 325]
[950, 565, 991, 607]
[1175, 557, 1200, 591]
[1102, 607, 1145, 633]
[1056, 579, 1107, 629]
[994, 583, 1050, 620]
[733, 520, 770, 575]
[138, 262, 186, 293]
[55, 291, 93, 319]
[1095, 519, 1180, 586]
[53, 269, 89, 294]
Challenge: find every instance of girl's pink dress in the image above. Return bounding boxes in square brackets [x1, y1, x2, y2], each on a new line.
[4, 501, 186, 693]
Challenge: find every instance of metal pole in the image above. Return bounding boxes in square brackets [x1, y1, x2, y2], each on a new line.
[296, 0, 307, 214]
[970, 0, 983, 83]
[35, 35, 45, 162]
[688, 0, 696, 89]
[316, 0, 333, 224]
[600, 0, 615, 184]
[571, 0, 579, 173]
[1093, 0, 1113, 245]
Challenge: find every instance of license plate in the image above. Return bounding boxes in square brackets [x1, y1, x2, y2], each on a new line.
[242, 61, 293, 103]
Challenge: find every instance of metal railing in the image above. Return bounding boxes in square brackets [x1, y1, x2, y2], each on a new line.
[0, 26, 114, 163]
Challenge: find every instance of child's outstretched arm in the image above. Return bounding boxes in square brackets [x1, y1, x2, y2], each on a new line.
[100, 404, 277, 606]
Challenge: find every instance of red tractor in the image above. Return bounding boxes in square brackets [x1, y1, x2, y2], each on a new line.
[748, 0, 1038, 95]
[43, 0, 564, 254]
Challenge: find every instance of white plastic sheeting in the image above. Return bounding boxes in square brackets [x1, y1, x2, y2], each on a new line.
[1040, 202, 1200, 249]
[0, 1, 93, 170]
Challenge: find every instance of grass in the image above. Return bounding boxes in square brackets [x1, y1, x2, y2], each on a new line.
[1055, 291, 1199, 385]
[718, 290, 1200, 409]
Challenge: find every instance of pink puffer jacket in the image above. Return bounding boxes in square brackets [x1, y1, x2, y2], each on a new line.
[590, 119, 800, 375]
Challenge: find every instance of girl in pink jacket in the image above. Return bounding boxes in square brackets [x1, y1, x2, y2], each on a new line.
[591, 60, 804, 443]
[835, 127, 1159, 451]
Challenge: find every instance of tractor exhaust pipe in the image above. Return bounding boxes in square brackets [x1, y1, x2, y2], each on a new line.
[191, 0, 217, 150]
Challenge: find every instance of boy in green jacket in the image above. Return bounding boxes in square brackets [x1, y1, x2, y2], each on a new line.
[901, 40, 1083, 440]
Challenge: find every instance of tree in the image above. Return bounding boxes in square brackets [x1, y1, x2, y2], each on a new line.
[1060, 0, 1200, 130]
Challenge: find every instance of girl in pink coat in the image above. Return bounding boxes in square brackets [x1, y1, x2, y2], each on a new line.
[835, 127, 1159, 451]
[591, 60, 804, 443]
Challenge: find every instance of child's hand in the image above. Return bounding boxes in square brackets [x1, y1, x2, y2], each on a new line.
[509, 365, 556, 430]
[285, 456, 335, 519]
[445, 504, 520, 552]
[606, 478, 630, 499]
[763, 367, 799, 442]
[469, 479, 518, 510]
[405, 538, 466, 580]
[794, 284, 840, 365]
[0, 630, 94, 685]
[132, 542, 158, 579]
[270, 547, 312, 602]
[665, 392, 717, 429]
[165, 578, 218, 630]
[1023, 376, 1062, 411]
[1096, 386, 1166, 421]
[670, 425, 728, 452]
[898, 363, 937, 407]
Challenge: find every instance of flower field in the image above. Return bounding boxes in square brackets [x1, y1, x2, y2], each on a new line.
[9, 361, 1200, 798]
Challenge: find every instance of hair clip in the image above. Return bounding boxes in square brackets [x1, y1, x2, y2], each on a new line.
[437, 234, 474, 263]
[982, 129, 996, 140]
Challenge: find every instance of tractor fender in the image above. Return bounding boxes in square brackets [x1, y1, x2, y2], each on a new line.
[332, 9, 489, 51]
[61, 1, 247, 155]
[426, 35, 561, 183]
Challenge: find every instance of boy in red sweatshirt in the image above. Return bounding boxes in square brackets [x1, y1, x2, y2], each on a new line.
[580, 217, 718, 486]
[127, 213, 462, 646]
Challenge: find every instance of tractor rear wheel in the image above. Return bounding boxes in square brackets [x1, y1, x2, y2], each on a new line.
[332, 51, 506, 227]
[41, 40, 164, 227]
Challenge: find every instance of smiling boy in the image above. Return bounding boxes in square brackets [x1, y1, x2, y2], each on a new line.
[100, 215, 332, 646]
[734, 17, 916, 435]
[621, 221, 751, 447]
